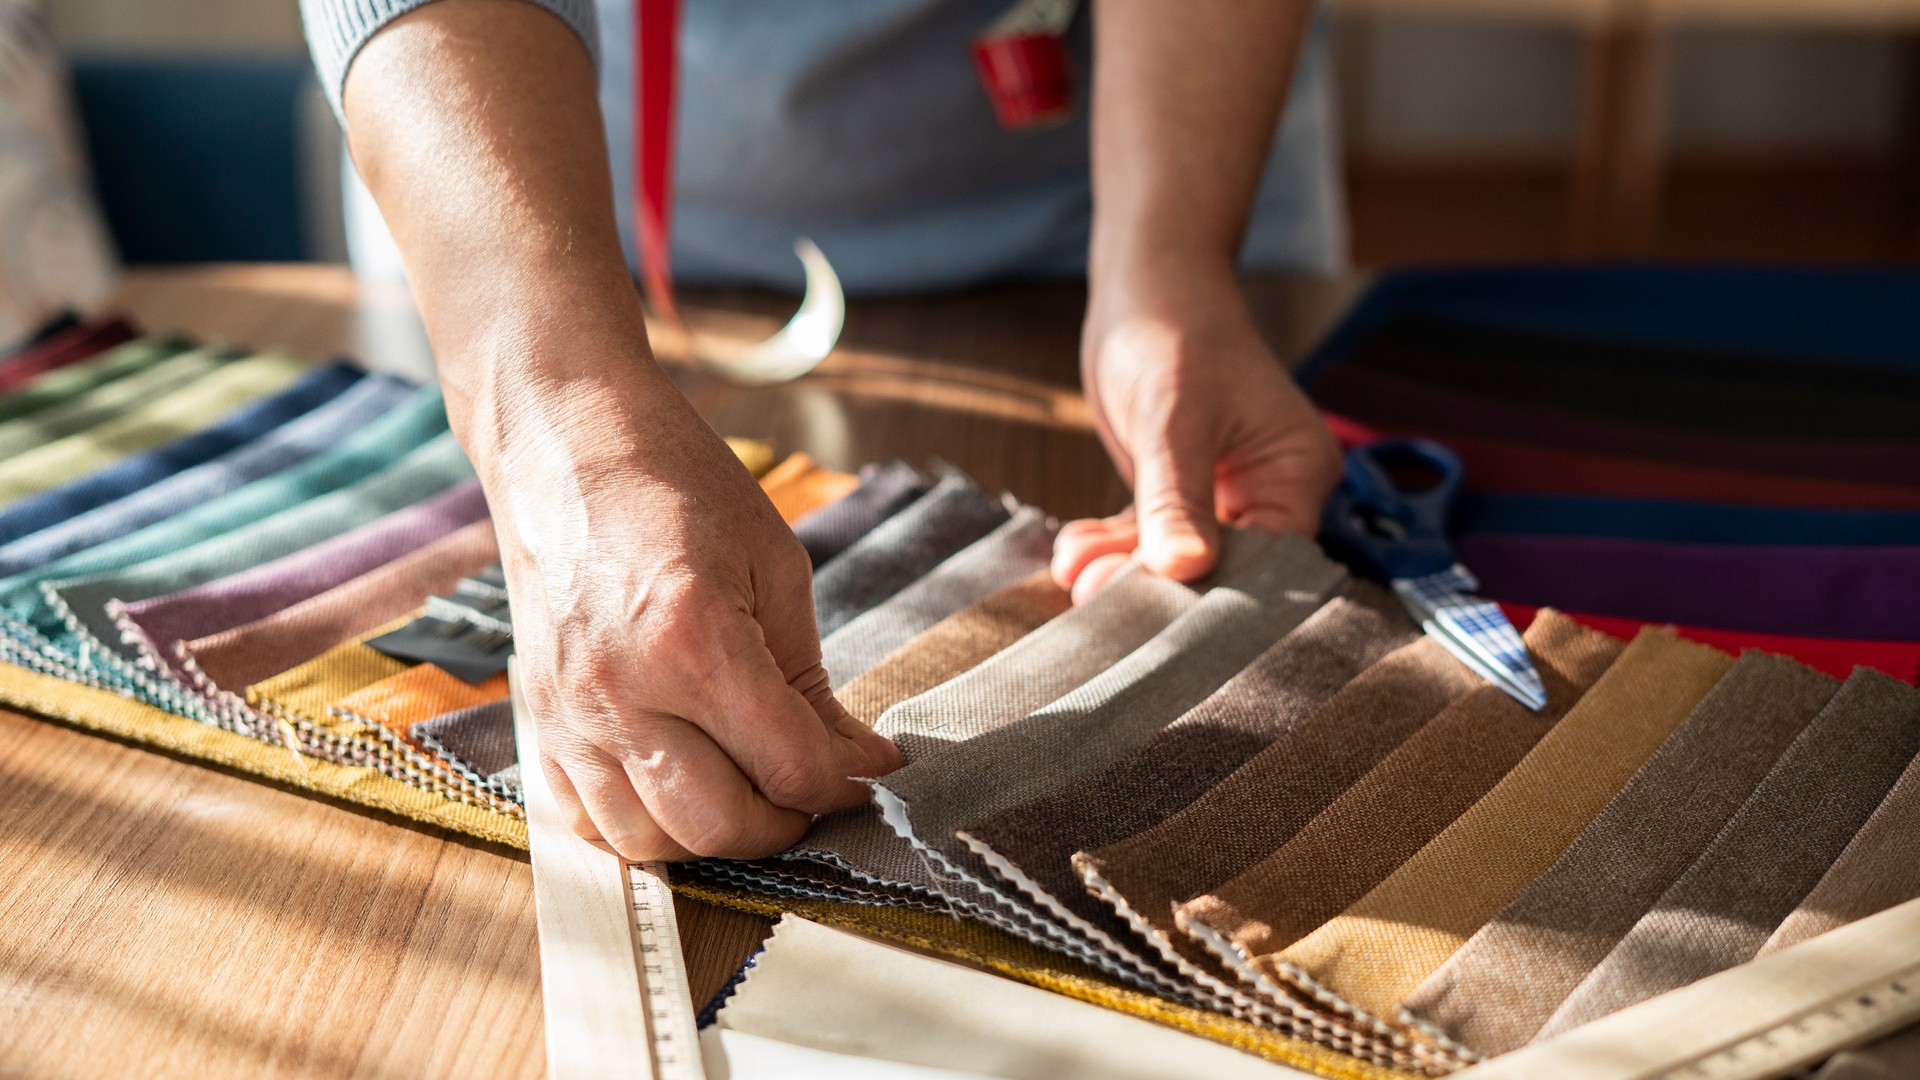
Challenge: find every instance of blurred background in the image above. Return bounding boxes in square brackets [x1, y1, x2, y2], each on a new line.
[38, 0, 1920, 269]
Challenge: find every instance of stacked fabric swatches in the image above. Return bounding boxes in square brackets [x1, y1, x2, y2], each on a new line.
[0, 273, 1915, 1080]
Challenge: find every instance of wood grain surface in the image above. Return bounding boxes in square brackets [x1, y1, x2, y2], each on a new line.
[0, 264, 1358, 1079]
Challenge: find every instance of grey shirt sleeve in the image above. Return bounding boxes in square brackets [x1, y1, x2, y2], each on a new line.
[301, 0, 601, 123]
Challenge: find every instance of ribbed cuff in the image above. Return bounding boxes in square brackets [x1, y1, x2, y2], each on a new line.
[300, 0, 601, 125]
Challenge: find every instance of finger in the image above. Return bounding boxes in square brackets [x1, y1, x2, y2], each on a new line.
[621, 716, 815, 859]
[690, 611, 891, 813]
[789, 657, 904, 775]
[1216, 425, 1344, 540]
[1051, 513, 1140, 590]
[1131, 422, 1220, 581]
[1072, 551, 1134, 606]
[552, 748, 693, 861]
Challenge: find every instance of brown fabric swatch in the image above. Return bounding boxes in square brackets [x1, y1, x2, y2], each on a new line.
[1539, 669, 1920, 1038]
[1400, 650, 1838, 1057]
[835, 570, 1070, 725]
[957, 583, 1419, 962]
[1073, 630, 1491, 978]
[1761, 746, 1920, 957]
[179, 519, 499, 693]
[1275, 629, 1733, 1025]
[1812, 1023, 1920, 1080]
[1176, 611, 1623, 973]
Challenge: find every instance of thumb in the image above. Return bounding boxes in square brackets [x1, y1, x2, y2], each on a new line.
[1131, 424, 1220, 582]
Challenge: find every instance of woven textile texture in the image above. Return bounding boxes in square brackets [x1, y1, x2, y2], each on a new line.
[0, 319, 136, 395]
[1400, 650, 1839, 1056]
[0, 336, 187, 426]
[413, 699, 515, 776]
[758, 452, 860, 523]
[811, 472, 1013, 637]
[1760, 747, 1920, 957]
[793, 460, 929, 567]
[1538, 668, 1920, 1037]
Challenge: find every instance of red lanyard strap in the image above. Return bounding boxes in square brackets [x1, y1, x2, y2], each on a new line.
[634, 0, 682, 324]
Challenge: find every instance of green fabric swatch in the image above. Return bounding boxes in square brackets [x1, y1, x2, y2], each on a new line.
[0, 343, 242, 458]
[47, 431, 474, 705]
[0, 351, 310, 508]
[0, 336, 192, 425]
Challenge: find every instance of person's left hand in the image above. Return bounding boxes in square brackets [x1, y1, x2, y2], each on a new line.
[1054, 261, 1342, 602]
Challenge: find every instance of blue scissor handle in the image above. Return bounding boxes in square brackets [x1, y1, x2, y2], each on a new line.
[1319, 437, 1464, 581]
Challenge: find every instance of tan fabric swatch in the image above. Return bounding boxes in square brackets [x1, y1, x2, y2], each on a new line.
[1399, 650, 1837, 1057]
[836, 570, 1070, 725]
[1762, 748, 1920, 957]
[760, 452, 858, 523]
[1275, 628, 1733, 1025]
[1177, 612, 1622, 966]
[1075, 633, 1489, 976]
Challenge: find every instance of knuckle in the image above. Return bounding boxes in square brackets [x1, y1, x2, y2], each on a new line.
[676, 812, 756, 859]
[756, 756, 831, 810]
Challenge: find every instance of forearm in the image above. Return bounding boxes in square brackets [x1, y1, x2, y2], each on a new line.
[341, 0, 686, 550]
[1087, 0, 1315, 307]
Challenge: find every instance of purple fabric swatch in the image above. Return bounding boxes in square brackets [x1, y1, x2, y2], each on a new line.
[1459, 533, 1920, 641]
[1313, 367, 1920, 487]
[112, 479, 490, 659]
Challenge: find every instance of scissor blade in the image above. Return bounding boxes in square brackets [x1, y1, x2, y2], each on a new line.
[693, 238, 844, 386]
[1394, 571, 1548, 712]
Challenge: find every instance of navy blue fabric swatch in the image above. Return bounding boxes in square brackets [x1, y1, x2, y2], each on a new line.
[1457, 492, 1920, 546]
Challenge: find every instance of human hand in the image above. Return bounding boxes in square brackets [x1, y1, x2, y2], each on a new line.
[483, 352, 902, 861]
[1055, 261, 1341, 603]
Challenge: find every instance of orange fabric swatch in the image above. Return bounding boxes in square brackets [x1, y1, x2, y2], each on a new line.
[760, 453, 858, 523]
[331, 663, 508, 745]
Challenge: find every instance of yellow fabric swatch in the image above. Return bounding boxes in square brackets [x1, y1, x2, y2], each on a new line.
[1278, 628, 1734, 1024]
[759, 452, 858, 523]
[725, 437, 777, 479]
[0, 351, 308, 504]
[247, 632, 411, 736]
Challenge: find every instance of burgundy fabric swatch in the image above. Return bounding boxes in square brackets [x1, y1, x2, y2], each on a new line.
[0, 318, 138, 394]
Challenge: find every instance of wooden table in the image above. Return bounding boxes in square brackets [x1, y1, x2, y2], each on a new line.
[0, 264, 1362, 1079]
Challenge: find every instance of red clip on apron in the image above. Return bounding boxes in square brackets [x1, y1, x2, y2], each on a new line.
[971, 0, 1079, 130]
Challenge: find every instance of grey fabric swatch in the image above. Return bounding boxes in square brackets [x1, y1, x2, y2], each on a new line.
[1402, 651, 1839, 1057]
[811, 471, 1011, 637]
[413, 699, 516, 777]
[1539, 669, 1920, 1038]
[793, 460, 929, 568]
[958, 582, 1420, 959]
[821, 505, 1056, 688]
[875, 532, 1347, 877]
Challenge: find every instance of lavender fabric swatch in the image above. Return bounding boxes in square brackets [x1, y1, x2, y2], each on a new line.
[0, 373, 418, 576]
[1540, 669, 1920, 1036]
[792, 460, 929, 567]
[1313, 365, 1920, 486]
[821, 506, 1056, 687]
[811, 472, 1012, 637]
[1458, 533, 1920, 640]
[0, 362, 366, 545]
[113, 479, 489, 666]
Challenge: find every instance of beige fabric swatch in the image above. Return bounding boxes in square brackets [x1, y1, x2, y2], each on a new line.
[1275, 628, 1733, 1025]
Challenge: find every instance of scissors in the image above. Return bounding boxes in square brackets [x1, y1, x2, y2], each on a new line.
[1321, 438, 1549, 712]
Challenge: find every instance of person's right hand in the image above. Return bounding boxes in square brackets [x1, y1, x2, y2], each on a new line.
[482, 348, 902, 861]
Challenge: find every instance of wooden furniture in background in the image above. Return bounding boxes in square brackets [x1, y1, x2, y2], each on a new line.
[0, 264, 1360, 1079]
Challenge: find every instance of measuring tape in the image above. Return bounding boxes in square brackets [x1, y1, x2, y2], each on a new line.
[511, 663, 705, 1080]
[1460, 892, 1920, 1080]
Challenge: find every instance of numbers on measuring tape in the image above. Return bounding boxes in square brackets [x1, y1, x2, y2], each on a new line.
[626, 861, 704, 1080]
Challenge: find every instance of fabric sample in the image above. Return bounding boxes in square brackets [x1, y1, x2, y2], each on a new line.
[0, 342, 247, 461]
[182, 518, 500, 695]
[413, 699, 515, 777]
[0, 318, 136, 395]
[812, 472, 1012, 637]
[1761, 748, 1920, 956]
[0, 361, 367, 545]
[960, 584, 1424, 982]
[331, 664, 507, 744]
[1539, 669, 1920, 1037]
[112, 480, 489, 678]
[0, 373, 419, 576]
[1175, 611, 1624, 976]
[1812, 1024, 1920, 1080]
[0, 349, 311, 505]
[0, 335, 186, 426]
[875, 534, 1347, 917]
[1457, 492, 1920, 546]
[821, 506, 1056, 687]
[1274, 629, 1733, 1026]
[1073, 632, 1491, 984]
[714, 916, 1318, 1080]
[836, 571, 1071, 725]
[1459, 533, 1920, 641]
[1401, 651, 1839, 1056]
[1313, 365, 1920, 487]
[1501, 602, 1920, 686]
[793, 460, 929, 567]
[759, 453, 859, 523]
